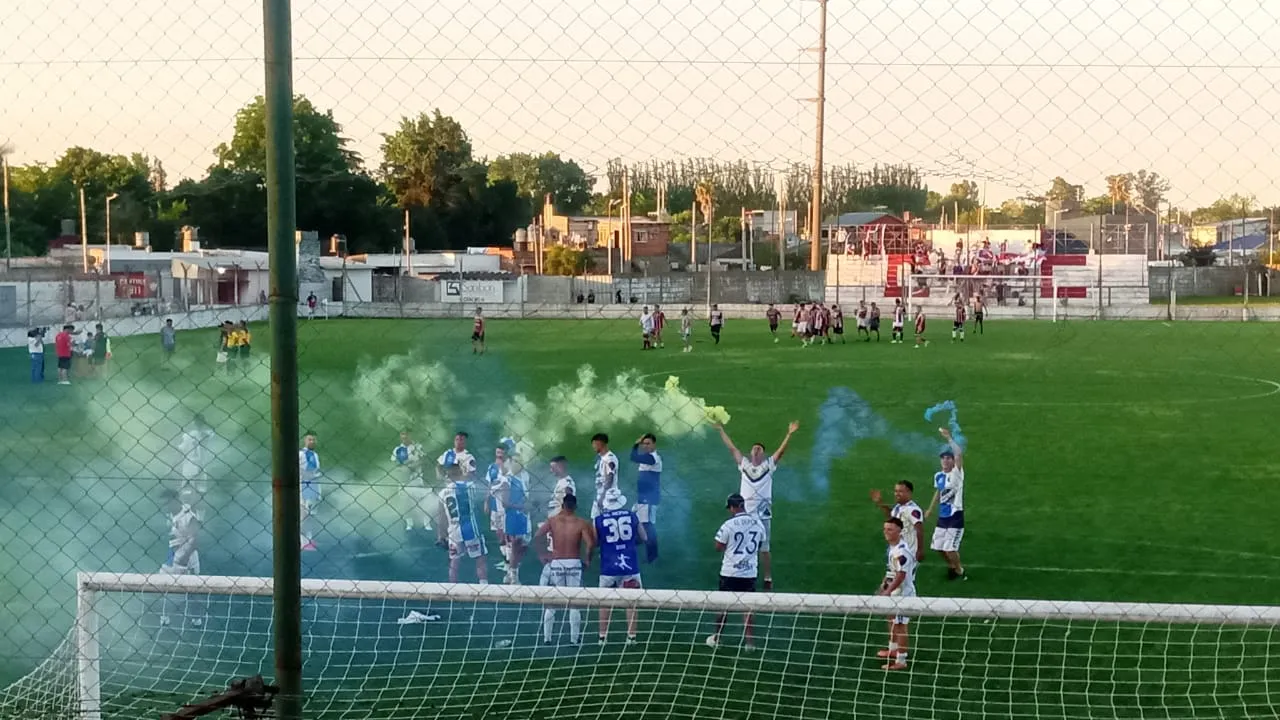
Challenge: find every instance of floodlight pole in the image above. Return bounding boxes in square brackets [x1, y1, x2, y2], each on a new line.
[262, 0, 302, 718]
[808, 0, 829, 272]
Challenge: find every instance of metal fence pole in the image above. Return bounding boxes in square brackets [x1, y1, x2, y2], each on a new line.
[262, 0, 302, 717]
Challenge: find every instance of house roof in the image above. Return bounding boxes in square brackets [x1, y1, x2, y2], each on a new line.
[428, 271, 516, 281]
[834, 212, 902, 226]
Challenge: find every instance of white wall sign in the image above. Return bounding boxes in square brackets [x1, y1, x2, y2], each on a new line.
[443, 280, 504, 304]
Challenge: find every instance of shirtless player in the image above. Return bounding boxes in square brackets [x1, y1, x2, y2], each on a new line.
[533, 493, 597, 645]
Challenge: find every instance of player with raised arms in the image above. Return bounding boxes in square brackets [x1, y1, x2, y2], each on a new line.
[712, 420, 799, 590]
[438, 460, 489, 584]
[705, 493, 765, 649]
[534, 492, 596, 646]
[870, 480, 924, 562]
[876, 517, 917, 670]
[595, 488, 647, 645]
[159, 489, 202, 627]
[590, 433, 619, 519]
[629, 433, 662, 563]
[393, 431, 431, 532]
[925, 427, 966, 580]
[502, 452, 531, 585]
[299, 433, 321, 551]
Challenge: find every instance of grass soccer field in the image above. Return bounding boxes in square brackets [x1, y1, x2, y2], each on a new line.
[0, 317, 1278, 719]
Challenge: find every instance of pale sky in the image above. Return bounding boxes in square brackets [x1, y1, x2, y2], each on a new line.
[4, 0, 1280, 207]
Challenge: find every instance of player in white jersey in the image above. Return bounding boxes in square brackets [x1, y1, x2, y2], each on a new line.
[438, 462, 489, 584]
[299, 433, 321, 551]
[176, 415, 214, 494]
[159, 490, 202, 627]
[548, 455, 577, 516]
[436, 431, 476, 546]
[925, 427, 967, 581]
[680, 308, 693, 352]
[891, 298, 906, 344]
[589, 433, 619, 519]
[876, 517, 917, 670]
[705, 493, 766, 649]
[711, 420, 799, 590]
[870, 480, 925, 561]
[392, 431, 431, 532]
[639, 306, 655, 350]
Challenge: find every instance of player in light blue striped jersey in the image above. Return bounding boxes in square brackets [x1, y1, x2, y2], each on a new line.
[502, 454, 532, 585]
[485, 445, 509, 570]
[438, 460, 488, 584]
[299, 433, 320, 551]
[628, 433, 662, 562]
[595, 488, 648, 645]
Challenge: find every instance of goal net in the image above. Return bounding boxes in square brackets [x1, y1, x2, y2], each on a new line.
[4, 572, 1279, 720]
[905, 274, 1061, 321]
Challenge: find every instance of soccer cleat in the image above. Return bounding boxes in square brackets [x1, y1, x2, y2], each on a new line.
[159, 615, 171, 627]
[598, 636, 607, 647]
[876, 649, 898, 658]
[625, 635, 638, 646]
[190, 618, 203, 628]
[743, 642, 757, 652]
[704, 634, 721, 648]
[882, 661, 908, 671]
[762, 579, 773, 591]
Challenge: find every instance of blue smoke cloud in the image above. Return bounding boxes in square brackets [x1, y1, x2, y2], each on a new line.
[809, 387, 941, 495]
[923, 400, 967, 451]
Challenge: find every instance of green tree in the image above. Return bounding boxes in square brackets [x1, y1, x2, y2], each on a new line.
[489, 152, 593, 216]
[543, 244, 593, 275]
[380, 110, 473, 212]
[1045, 177, 1083, 211]
[1193, 194, 1257, 223]
[1129, 170, 1170, 211]
[215, 96, 359, 177]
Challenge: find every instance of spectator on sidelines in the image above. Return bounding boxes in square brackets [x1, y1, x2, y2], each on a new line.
[28, 328, 46, 383]
[161, 319, 177, 365]
[54, 324, 75, 385]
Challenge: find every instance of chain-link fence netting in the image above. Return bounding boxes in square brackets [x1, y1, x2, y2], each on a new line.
[3, 1, 1280, 718]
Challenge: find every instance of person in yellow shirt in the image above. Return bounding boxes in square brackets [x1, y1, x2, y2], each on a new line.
[236, 321, 252, 372]
[222, 322, 241, 374]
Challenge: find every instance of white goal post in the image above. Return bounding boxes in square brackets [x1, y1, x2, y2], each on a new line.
[905, 274, 1064, 321]
[4, 571, 1279, 720]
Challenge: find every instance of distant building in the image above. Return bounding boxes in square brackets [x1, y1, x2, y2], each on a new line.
[831, 212, 911, 253]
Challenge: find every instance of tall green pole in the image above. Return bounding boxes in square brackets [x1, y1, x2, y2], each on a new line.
[263, 0, 301, 718]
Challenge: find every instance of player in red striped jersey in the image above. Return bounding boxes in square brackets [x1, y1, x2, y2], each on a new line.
[891, 299, 906, 344]
[471, 308, 486, 355]
[765, 304, 781, 343]
[913, 307, 929, 348]
[653, 305, 667, 348]
[951, 299, 966, 343]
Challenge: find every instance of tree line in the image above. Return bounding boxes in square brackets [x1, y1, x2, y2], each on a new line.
[2, 93, 1270, 259]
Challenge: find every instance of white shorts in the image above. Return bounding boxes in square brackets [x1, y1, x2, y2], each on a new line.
[161, 550, 200, 576]
[405, 485, 433, 510]
[490, 510, 504, 533]
[181, 463, 207, 482]
[931, 526, 964, 553]
[634, 504, 657, 524]
[890, 586, 915, 625]
[449, 536, 486, 560]
[543, 559, 583, 588]
[599, 574, 642, 589]
[797, 322, 809, 333]
[892, 322, 904, 331]
[857, 320, 868, 329]
[757, 516, 772, 552]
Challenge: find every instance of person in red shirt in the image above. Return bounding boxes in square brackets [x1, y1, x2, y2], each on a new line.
[765, 304, 781, 343]
[471, 308, 486, 355]
[652, 304, 666, 349]
[54, 324, 76, 385]
[913, 308, 928, 348]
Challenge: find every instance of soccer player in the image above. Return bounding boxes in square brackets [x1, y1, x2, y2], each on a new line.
[855, 301, 870, 340]
[951, 299, 967, 343]
[236, 321, 252, 372]
[439, 461, 489, 584]
[807, 303, 826, 346]
[870, 481, 924, 562]
[925, 427, 967, 580]
[868, 302, 882, 341]
[394, 431, 431, 532]
[639, 306, 655, 350]
[891, 299, 906, 344]
[705, 493, 766, 649]
[653, 304, 666, 348]
[502, 454, 532, 584]
[792, 303, 805, 339]
[534, 493, 596, 645]
[972, 295, 985, 335]
[472, 308, 486, 354]
[913, 306, 929, 348]
[177, 414, 214, 495]
[590, 433, 619, 519]
[765, 304, 781, 343]
[299, 433, 321, 551]
[549, 455, 577, 510]
[595, 488, 647, 645]
[712, 420, 799, 590]
[708, 304, 724, 345]
[159, 489, 203, 627]
[629, 433, 662, 562]
[876, 517, 917, 670]
[438, 432, 477, 483]
[830, 304, 845, 343]
[486, 445, 509, 563]
[680, 308, 693, 353]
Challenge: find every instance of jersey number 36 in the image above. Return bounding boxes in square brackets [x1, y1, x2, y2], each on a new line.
[601, 515, 633, 543]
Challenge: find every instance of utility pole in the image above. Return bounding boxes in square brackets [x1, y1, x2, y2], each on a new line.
[2, 146, 11, 272]
[808, 0, 829, 271]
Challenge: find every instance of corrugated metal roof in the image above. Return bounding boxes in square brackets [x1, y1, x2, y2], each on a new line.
[835, 212, 896, 225]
